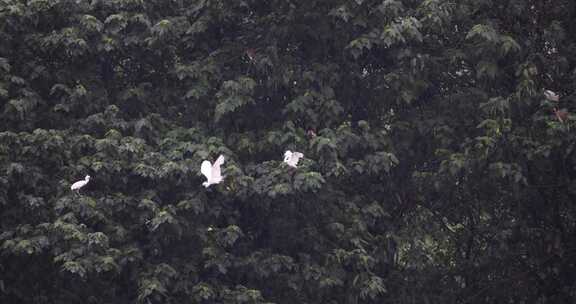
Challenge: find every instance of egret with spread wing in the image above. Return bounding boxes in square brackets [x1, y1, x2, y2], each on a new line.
[284, 150, 304, 168]
[201, 155, 225, 188]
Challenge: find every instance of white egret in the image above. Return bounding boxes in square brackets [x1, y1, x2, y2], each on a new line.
[544, 90, 559, 102]
[201, 155, 225, 188]
[284, 150, 304, 168]
[71, 175, 90, 194]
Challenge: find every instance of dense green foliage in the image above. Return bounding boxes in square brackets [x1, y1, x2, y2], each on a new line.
[1, 0, 576, 303]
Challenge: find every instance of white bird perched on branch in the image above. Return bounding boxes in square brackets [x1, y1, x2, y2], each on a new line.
[284, 150, 304, 168]
[71, 175, 90, 194]
[544, 89, 560, 102]
[201, 155, 225, 188]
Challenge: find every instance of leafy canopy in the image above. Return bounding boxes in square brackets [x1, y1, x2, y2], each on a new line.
[2, 0, 576, 303]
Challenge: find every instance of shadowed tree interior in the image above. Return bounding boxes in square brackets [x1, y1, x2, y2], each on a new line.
[1, 0, 576, 303]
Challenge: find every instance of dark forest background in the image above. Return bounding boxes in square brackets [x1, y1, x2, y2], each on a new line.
[1, 0, 576, 303]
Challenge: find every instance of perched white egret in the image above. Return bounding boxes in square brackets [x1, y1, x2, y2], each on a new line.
[544, 89, 559, 102]
[284, 150, 304, 168]
[71, 175, 90, 194]
[201, 155, 225, 188]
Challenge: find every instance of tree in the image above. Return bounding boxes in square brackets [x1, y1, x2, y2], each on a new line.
[1, 0, 576, 303]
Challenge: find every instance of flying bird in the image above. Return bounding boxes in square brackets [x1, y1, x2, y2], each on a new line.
[71, 175, 90, 194]
[284, 150, 304, 168]
[544, 90, 559, 102]
[201, 155, 225, 188]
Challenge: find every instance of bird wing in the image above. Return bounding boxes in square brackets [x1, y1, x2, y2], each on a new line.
[284, 150, 292, 162]
[201, 160, 212, 180]
[290, 152, 304, 166]
[212, 154, 225, 178]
